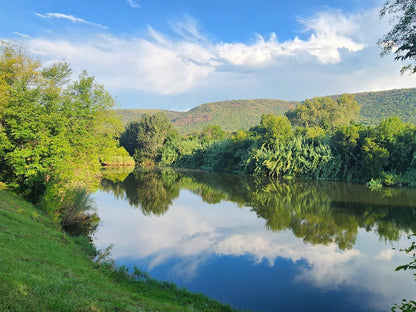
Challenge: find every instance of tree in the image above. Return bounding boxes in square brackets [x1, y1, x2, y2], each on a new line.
[0, 42, 123, 202]
[379, 0, 416, 74]
[119, 113, 177, 164]
[285, 95, 360, 130]
[119, 121, 141, 156]
[250, 114, 293, 146]
[199, 125, 226, 142]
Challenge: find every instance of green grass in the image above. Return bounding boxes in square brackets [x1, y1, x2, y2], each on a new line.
[0, 185, 239, 312]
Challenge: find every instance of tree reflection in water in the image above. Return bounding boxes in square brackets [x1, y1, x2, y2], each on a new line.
[99, 168, 416, 251]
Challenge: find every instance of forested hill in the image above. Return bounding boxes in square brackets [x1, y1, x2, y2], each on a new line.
[171, 99, 298, 133]
[116, 99, 297, 134]
[115, 87, 416, 134]
[116, 109, 182, 125]
[354, 88, 416, 125]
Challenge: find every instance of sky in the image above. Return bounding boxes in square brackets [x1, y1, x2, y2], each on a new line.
[1, 0, 415, 111]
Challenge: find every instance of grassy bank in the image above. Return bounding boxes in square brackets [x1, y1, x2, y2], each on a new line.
[0, 184, 238, 312]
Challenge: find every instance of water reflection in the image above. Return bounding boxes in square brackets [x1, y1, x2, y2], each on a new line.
[100, 168, 416, 250]
[94, 168, 416, 312]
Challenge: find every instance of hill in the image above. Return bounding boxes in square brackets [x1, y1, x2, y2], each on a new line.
[116, 87, 416, 134]
[115, 109, 182, 125]
[116, 99, 297, 134]
[171, 99, 297, 133]
[354, 88, 416, 125]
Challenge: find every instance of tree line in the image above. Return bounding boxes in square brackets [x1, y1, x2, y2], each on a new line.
[119, 94, 416, 188]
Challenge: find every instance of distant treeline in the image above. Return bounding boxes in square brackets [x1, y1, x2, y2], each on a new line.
[120, 94, 416, 188]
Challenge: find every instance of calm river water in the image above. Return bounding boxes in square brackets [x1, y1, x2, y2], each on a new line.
[92, 169, 416, 312]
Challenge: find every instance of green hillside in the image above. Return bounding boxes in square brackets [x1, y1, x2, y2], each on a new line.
[354, 88, 416, 125]
[116, 88, 416, 134]
[115, 109, 182, 125]
[171, 99, 297, 134]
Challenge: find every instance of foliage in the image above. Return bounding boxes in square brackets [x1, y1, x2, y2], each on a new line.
[379, 0, 416, 74]
[119, 113, 178, 165]
[199, 124, 226, 142]
[247, 136, 340, 179]
[392, 235, 416, 312]
[285, 94, 360, 130]
[250, 114, 293, 146]
[118, 121, 141, 156]
[0, 42, 128, 218]
[157, 111, 416, 187]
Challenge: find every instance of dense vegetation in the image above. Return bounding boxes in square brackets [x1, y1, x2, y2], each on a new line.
[116, 88, 416, 134]
[120, 95, 416, 188]
[0, 42, 133, 218]
[350, 88, 416, 125]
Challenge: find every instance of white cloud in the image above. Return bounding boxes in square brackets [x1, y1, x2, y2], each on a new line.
[25, 10, 365, 95]
[169, 15, 206, 42]
[126, 0, 141, 9]
[13, 32, 30, 38]
[19, 7, 416, 107]
[217, 10, 365, 66]
[35, 12, 107, 29]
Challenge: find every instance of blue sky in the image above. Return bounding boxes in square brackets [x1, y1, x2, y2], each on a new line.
[1, 0, 415, 110]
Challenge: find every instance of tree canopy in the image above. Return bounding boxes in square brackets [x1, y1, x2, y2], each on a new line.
[285, 94, 360, 130]
[379, 0, 416, 74]
[119, 112, 177, 165]
[0, 42, 124, 202]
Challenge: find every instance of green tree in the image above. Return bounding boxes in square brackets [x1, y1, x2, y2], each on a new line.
[120, 113, 177, 164]
[199, 125, 226, 142]
[0, 42, 123, 204]
[285, 95, 360, 130]
[251, 114, 293, 146]
[119, 121, 141, 156]
[332, 123, 365, 180]
[379, 0, 416, 74]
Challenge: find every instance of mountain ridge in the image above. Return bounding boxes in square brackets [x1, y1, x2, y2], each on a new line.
[115, 87, 416, 134]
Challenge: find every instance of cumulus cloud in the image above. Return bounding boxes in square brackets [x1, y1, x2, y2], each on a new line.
[28, 34, 215, 95]
[35, 12, 107, 29]
[22, 7, 415, 104]
[217, 10, 365, 67]
[25, 10, 365, 95]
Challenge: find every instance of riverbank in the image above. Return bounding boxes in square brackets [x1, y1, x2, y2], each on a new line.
[0, 184, 238, 312]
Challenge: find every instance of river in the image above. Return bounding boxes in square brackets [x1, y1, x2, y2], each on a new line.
[92, 168, 416, 312]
